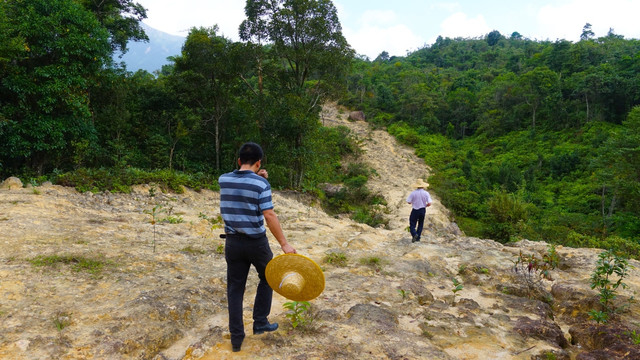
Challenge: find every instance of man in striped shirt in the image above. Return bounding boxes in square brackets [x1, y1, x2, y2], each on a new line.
[219, 142, 296, 352]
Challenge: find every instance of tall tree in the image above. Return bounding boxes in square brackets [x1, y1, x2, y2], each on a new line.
[171, 27, 245, 172]
[0, 0, 111, 174]
[239, 0, 354, 187]
[518, 66, 560, 130]
[77, 0, 148, 53]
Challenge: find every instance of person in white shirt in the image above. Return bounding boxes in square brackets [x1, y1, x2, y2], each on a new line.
[406, 179, 432, 243]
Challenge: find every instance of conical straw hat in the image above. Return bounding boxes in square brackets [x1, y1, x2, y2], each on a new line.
[265, 254, 325, 301]
[412, 178, 429, 188]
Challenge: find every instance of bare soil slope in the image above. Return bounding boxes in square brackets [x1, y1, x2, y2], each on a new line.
[1, 103, 639, 360]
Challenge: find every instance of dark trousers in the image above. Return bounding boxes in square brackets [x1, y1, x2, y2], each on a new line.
[409, 207, 426, 240]
[225, 234, 273, 347]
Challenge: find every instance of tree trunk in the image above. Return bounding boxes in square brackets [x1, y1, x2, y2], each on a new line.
[585, 93, 590, 123]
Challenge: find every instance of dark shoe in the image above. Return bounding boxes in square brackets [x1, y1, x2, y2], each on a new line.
[411, 235, 417, 243]
[253, 322, 278, 335]
[232, 344, 242, 352]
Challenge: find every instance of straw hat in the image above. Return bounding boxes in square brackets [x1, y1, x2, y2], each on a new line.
[412, 178, 429, 188]
[265, 254, 325, 301]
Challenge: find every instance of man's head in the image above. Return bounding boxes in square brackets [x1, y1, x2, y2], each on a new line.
[238, 142, 264, 166]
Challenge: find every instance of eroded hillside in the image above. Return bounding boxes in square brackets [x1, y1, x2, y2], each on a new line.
[0, 104, 639, 360]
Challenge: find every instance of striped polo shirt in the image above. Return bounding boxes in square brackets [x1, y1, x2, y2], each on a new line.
[219, 170, 274, 238]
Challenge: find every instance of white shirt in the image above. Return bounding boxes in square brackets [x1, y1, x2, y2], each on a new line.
[406, 189, 432, 210]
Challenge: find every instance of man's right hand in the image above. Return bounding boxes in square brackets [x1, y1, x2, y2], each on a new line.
[281, 243, 296, 254]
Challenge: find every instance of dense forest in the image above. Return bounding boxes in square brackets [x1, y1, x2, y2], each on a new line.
[1, 1, 639, 257]
[341, 26, 640, 257]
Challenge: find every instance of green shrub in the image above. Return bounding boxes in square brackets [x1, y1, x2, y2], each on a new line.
[324, 252, 348, 267]
[55, 167, 218, 193]
[588, 249, 631, 323]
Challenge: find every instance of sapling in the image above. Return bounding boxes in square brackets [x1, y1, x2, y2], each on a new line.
[143, 204, 164, 252]
[283, 301, 314, 330]
[452, 278, 463, 305]
[397, 288, 410, 301]
[588, 249, 630, 323]
[512, 250, 554, 299]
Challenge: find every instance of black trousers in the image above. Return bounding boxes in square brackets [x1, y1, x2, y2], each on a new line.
[409, 207, 426, 240]
[224, 234, 273, 347]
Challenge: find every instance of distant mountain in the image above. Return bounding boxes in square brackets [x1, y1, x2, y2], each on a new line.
[115, 23, 185, 73]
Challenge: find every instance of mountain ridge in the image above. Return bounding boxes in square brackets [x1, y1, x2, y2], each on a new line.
[116, 23, 185, 73]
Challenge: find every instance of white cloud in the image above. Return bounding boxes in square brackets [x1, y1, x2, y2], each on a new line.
[341, 8, 423, 59]
[140, 0, 245, 40]
[439, 12, 491, 39]
[537, 0, 640, 41]
[345, 24, 424, 59]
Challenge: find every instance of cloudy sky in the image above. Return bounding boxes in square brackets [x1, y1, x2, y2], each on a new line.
[139, 0, 640, 59]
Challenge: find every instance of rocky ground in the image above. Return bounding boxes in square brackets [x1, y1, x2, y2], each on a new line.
[1, 104, 639, 360]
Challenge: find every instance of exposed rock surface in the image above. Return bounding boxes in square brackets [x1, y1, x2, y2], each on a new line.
[347, 110, 366, 122]
[0, 103, 639, 360]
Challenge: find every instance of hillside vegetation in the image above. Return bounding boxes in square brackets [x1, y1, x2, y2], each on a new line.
[342, 29, 640, 257]
[1, 2, 639, 256]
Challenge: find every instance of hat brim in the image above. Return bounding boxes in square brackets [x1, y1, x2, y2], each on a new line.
[266, 254, 325, 301]
[412, 180, 429, 188]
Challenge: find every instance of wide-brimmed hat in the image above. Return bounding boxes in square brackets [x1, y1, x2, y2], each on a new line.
[265, 254, 325, 301]
[412, 179, 429, 188]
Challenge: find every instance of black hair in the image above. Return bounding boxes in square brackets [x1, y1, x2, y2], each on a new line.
[238, 142, 264, 165]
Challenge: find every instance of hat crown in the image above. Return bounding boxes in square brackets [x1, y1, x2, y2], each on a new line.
[280, 272, 305, 294]
[412, 178, 429, 188]
[266, 254, 325, 302]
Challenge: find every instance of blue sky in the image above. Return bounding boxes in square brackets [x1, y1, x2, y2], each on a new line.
[139, 0, 640, 59]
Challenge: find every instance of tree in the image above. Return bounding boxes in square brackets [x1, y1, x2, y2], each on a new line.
[597, 106, 640, 217]
[171, 27, 246, 172]
[0, 0, 112, 175]
[487, 30, 502, 46]
[580, 23, 595, 41]
[375, 51, 390, 62]
[518, 66, 560, 131]
[239, 0, 354, 187]
[77, 0, 148, 54]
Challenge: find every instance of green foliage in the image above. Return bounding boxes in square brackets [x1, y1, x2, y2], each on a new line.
[199, 212, 224, 230]
[0, 0, 112, 175]
[626, 330, 640, 345]
[144, 204, 164, 253]
[55, 168, 218, 193]
[359, 256, 383, 271]
[388, 119, 639, 257]
[321, 161, 388, 228]
[451, 278, 464, 304]
[283, 301, 314, 330]
[343, 33, 640, 255]
[29, 254, 110, 275]
[486, 190, 531, 243]
[180, 246, 206, 255]
[589, 249, 631, 323]
[545, 244, 560, 269]
[323, 252, 348, 267]
[53, 311, 72, 331]
[397, 288, 410, 301]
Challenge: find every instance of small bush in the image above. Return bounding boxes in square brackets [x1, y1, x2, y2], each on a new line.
[324, 252, 348, 267]
[55, 167, 218, 193]
[29, 254, 111, 275]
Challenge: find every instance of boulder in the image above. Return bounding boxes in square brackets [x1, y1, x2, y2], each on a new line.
[1, 177, 23, 190]
[570, 322, 640, 359]
[513, 316, 568, 348]
[402, 277, 434, 305]
[348, 111, 366, 122]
